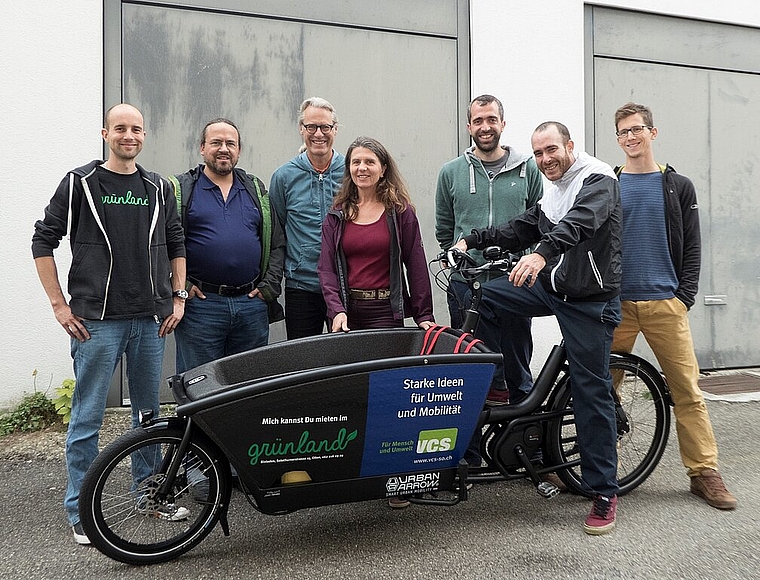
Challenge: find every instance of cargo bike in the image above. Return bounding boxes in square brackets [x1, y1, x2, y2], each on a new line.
[79, 248, 671, 564]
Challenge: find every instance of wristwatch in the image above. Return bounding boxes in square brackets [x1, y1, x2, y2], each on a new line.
[172, 289, 189, 300]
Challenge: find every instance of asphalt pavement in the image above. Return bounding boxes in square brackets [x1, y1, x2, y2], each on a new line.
[1, 398, 758, 580]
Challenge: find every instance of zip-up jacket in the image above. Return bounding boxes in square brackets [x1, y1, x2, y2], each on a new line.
[32, 160, 185, 319]
[269, 151, 345, 293]
[465, 168, 622, 302]
[435, 145, 543, 276]
[169, 165, 285, 305]
[613, 163, 700, 309]
[318, 206, 434, 326]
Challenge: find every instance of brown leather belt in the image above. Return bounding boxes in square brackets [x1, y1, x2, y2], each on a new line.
[349, 288, 391, 300]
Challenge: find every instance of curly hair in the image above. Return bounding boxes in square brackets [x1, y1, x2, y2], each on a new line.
[333, 137, 413, 221]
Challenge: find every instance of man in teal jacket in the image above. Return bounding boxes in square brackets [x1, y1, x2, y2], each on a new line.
[435, 94, 543, 409]
[270, 97, 345, 339]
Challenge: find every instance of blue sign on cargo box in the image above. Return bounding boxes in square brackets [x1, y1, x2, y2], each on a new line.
[360, 363, 494, 477]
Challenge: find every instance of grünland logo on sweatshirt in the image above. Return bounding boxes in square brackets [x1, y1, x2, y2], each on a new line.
[101, 190, 148, 205]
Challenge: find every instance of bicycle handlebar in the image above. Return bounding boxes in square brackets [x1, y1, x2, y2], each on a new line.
[436, 246, 519, 278]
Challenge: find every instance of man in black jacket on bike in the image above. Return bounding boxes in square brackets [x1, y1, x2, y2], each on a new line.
[453, 121, 622, 535]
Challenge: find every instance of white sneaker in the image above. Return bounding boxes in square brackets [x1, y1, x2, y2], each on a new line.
[137, 498, 190, 521]
[72, 523, 91, 545]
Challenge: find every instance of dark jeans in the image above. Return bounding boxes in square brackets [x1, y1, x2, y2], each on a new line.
[447, 278, 533, 399]
[477, 276, 622, 497]
[284, 288, 328, 339]
[347, 298, 403, 330]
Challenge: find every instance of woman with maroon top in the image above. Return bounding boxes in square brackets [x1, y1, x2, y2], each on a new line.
[319, 138, 435, 510]
[318, 137, 435, 337]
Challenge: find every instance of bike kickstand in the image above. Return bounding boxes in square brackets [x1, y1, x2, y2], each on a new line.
[514, 446, 560, 499]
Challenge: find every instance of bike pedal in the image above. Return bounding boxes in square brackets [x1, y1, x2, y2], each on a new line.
[537, 481, 560, 499]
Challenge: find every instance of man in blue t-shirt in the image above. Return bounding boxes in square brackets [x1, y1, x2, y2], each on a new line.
[171, 118, 285, 373]
[612, 102, 736, 510]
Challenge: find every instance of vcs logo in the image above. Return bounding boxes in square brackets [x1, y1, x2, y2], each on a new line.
[416, 428, 458, 454]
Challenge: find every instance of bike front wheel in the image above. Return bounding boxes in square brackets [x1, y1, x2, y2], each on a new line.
[79, 423, 231, 564]
[546, 353, 671, 496]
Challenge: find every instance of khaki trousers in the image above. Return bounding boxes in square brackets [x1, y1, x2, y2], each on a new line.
[612, 298, 718, 476]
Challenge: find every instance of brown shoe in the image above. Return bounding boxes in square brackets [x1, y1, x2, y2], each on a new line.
[541, 472, 567, 492]
[690, 469, 737, 510]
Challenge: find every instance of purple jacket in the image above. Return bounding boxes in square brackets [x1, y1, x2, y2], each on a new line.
[318, 206, 434, 326]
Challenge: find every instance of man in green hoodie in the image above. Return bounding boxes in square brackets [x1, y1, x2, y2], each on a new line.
[270, 97, 346, 339]
[435, 94, 543, 409]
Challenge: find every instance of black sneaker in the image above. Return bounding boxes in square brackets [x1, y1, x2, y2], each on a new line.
[72, 522, 91, 546]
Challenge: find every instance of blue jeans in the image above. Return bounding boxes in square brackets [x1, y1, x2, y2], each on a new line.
[284, 287, 327, 339]
[447, 279, 533, 399]
[66, 317, 164, 525]
[175, 292, 269, 373]
[477, 277, 622, 496]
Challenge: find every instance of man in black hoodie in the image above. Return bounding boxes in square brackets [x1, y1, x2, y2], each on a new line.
[32, 104, 187, 545]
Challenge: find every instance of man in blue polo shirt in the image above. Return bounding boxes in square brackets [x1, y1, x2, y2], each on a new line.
[171, 118, 285, 373]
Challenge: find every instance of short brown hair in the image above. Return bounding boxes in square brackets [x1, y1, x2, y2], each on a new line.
[614, 102, 653, 130]
[467, 94, 504, 122]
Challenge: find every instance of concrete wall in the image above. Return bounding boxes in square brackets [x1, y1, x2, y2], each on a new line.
[2, 0, 759, 407]
[1, 1, 102, 406]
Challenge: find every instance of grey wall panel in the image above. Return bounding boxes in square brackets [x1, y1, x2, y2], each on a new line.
[106, 1, 468, 403]
[592, 7, 760, 74]
[703, 70, 760, 367]
[121, 3, 460, 253]
[134, 0, 460, 36]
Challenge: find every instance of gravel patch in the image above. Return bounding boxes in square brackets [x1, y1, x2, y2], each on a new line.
[0, 406, 175, 461]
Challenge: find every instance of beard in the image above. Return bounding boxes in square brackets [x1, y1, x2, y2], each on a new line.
[206, 157, 235, 176]
[472, 132, 501, 153]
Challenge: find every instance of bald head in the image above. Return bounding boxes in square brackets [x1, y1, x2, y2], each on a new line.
[104, 103, 143, 130]
[101, 103, 145, 170]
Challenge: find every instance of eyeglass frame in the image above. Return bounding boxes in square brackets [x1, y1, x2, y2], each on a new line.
[615, 125, 653, 139]
[204, 139, 239, 149]
[301, 123, 336, 135]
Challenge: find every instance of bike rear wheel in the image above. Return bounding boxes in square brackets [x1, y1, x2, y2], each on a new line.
[546, 353, 671, 496]
[79, 423, 231, 564]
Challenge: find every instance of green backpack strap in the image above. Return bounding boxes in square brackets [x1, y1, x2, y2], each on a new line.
[168, 175, 182, 221]
[251, 176, 271, 274]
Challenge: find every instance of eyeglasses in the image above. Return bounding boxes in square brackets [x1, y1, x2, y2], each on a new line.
[616, 125, 652, 139]
[205, 139, 239, 149]
[301, 123, 335, 134]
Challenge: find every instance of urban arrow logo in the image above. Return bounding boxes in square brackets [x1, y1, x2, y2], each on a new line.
[416, 428, 458, 454]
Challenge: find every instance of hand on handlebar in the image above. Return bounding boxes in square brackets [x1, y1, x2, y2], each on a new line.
[452, 240, 468, 254]
[439, 241, 474, 269]
[508, 253, 546, 288]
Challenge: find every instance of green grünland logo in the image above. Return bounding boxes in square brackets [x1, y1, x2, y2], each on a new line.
[247, 428, 358, 465]
[416, 428, 458, 454]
